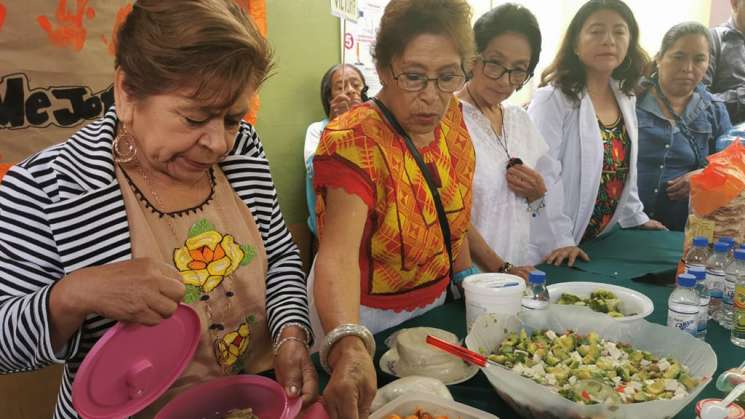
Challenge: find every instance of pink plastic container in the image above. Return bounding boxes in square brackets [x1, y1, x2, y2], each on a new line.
[156, 375, 302, 419]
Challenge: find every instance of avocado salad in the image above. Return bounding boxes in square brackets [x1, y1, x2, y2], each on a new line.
[557, 289, 632, 318]
[484, 329, 700, 404]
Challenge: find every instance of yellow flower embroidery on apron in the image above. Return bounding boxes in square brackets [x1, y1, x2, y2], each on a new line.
[174, 219, 257, 300]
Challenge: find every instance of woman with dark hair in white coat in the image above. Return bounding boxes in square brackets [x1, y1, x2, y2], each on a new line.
[528, 0, 666, 266]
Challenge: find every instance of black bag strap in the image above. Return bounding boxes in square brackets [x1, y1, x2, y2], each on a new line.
[371, 97, 459, 299]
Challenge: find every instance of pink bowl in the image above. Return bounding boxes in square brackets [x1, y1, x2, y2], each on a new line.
[155, 375, 302, 419]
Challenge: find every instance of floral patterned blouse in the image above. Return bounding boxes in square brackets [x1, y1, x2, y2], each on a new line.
[582, 117, 630, 242]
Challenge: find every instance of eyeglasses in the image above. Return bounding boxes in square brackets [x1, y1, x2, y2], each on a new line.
[479, 58, 530, 86]
[390, 68, 466, 93]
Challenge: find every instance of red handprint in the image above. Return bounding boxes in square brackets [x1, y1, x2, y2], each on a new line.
[37, 0, 95, 51]
[101, 3, 133, 56]
[0, 3, 6, 32]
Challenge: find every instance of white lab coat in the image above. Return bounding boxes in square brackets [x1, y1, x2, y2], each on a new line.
[527, 81, 650, 251]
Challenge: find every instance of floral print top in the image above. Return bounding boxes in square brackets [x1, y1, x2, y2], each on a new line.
[582, 117, 630, 242]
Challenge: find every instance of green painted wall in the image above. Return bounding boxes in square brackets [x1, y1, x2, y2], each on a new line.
[255, 0, 340, 224]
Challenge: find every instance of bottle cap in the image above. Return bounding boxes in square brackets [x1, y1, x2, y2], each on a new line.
[736, 249, 745, 261]
[720, 237, 735, 245]
[693, 236, 708, 247]
[715, 242, 729, 253]
[688, 266, 706, 281]
[677, 274, 696, 288]
[528, 270, 546, 285]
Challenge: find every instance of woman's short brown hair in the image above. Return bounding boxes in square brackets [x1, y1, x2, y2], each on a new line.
[540, 0, 649, 103]
[115, 0, 273, 108]
[373, 0, 474, 70]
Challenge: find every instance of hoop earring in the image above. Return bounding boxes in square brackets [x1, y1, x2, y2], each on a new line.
[113, 125, 137, 164]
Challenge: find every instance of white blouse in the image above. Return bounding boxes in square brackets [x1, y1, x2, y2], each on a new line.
[461, 100, 553, 266]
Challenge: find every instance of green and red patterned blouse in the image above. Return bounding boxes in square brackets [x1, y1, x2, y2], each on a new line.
[582, 117, 630, 242]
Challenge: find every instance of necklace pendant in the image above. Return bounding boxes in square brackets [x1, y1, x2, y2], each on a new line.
[507, 157, 523, 169]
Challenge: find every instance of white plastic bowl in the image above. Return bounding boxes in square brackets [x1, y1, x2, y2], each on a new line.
[370, 391, 499, 419]
[547, 281, 654, 321]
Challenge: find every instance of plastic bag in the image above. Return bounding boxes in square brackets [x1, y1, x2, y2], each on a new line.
[678, 140, 745, 275]
[465, 305, 717, 419]
[370, 376, 453, 412]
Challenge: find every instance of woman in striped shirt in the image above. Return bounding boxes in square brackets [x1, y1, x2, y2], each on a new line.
[0, 1, 316, 417]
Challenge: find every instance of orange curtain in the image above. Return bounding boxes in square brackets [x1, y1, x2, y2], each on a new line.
[235, 0, 267, 125]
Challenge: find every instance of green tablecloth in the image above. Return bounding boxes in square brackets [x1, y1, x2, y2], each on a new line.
[315, 229, 745, 418]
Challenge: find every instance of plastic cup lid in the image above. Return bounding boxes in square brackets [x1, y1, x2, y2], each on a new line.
[72, 304, 201, 419]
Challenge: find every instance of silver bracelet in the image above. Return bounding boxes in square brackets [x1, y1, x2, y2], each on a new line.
[527, 195, 546, 217]
[319, 323, 376, 374]
[273, 336, 309, 356]
[274, 322, 312, 346]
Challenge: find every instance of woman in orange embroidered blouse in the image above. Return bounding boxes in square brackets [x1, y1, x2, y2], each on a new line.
[311, 1, 477, 417]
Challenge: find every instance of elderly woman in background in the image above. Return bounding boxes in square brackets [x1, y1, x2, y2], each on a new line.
[304, 64, 368, 236]
[0, 1, 316, 417]
[311, 0, 475, 417]
[528, 0, 666, 266]
[456, 3, 586, 274]
[636, 22, 732, 231]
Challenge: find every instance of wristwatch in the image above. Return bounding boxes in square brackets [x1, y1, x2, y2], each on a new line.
[499, 262, 514, 273]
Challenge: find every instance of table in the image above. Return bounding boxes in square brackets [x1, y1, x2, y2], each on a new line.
[315, 228, 745, 418]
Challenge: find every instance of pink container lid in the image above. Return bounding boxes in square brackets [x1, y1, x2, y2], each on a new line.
[155, 374, 304, 419]
[696, 398, 745, 418]
[72, 304, 201, 419]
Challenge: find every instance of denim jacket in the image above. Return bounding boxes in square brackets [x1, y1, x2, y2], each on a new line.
[636, 83, 732, 231]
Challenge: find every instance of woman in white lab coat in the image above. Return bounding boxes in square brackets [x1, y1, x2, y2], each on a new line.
[528, 0, 666, 266]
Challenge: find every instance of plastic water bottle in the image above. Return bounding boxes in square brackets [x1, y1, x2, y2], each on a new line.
[667, 274, 700, 336]
[522, 271, 549, 311]
[719, 237, 736, 263]
[731, 250, 745, 347]
[689, 266, 710, 339]
[685, 236, 710, 272]
[725, 250, 745, 332]
[707, 242, 729, 321]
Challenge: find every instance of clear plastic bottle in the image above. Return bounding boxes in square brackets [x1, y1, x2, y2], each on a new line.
[667, 274, 700, 336]
[522, 270, 549, 311]
[726, 250, 745, 336]
[730, 249, 745, 348]
[685, 236, 710, 272]
[707, 242, 729, 322]
[719, 237, 736, 265]
[689, 266, 710, 339]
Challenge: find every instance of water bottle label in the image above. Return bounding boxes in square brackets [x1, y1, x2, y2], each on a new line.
[698, 297, 709, 332]
[667, 306, 698, 335]
[707, 271, 725, 299]
[725, 278, 736, 306]
[735, 285, 745, 334]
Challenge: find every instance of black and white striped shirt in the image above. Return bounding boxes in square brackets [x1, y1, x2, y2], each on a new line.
[0, 107, 311, 418]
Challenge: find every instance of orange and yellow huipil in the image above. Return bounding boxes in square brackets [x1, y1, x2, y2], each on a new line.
[313, 99, 475, 311]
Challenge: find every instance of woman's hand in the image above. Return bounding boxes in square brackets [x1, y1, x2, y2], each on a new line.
[329, 94, 354, 119]
[64, 258, 185, 325]
[506, 165, 547, 202]
[666, 169, 702, 201]
[274, 326, 319, 406]
[507, 265, 534, 281]
[323, 336, 377, 419]
[545, 246, 590, 267]
[639, 219, 668, 231]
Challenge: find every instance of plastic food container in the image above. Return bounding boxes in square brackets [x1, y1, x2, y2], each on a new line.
[370, 391, 500, 419]
[466, 305, 717, 419]
[462, 273, 525, 331]
[547, 281, 654, 321]
[696, 398, 745, 418]
[156, 375, 302, 419]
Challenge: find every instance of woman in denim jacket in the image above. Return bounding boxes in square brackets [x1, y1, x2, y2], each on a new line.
[637, 22, 732, 231]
